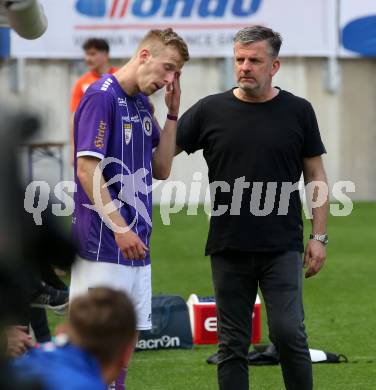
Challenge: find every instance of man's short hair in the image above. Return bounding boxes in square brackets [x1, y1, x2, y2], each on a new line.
[233, 26, 282, 58]
[69, 287, 136, 365]
[82, 38, 110, 53]
[138, 28, 190, 63]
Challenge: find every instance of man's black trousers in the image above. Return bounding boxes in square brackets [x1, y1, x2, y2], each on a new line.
[211, 250, 312, 390]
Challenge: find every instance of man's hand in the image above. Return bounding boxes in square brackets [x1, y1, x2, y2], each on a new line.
[165, 71, 181, 116]
[304, 239, 326, 278]
[115, 230, 149, 260]
[6, 326, 34, 357]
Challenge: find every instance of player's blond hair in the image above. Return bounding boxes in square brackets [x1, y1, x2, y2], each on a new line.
[138, 28, 190, 63]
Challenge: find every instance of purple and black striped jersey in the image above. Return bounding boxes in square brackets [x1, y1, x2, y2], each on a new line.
[72, 74, 160, 266]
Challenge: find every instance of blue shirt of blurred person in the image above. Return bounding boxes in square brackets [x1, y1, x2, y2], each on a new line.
[15, 342, 106, 390]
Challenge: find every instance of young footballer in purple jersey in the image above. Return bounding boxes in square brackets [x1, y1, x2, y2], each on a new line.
[70, 28, 189, 390]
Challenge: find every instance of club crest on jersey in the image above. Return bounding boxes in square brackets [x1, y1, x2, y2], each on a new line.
[143, 116, 152, 137]
[122, 118, 132, 145]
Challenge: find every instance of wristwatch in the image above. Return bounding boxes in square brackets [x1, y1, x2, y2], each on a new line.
[309, 233, 328, 246]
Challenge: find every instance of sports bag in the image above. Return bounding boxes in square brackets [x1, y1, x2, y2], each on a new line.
[136, 295, 193, 351]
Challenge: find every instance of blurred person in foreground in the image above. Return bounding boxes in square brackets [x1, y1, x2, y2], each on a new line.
[0, 108, 75, 362]
[0, 6, 74, 388]
[70, 38, 118, 164]
[70, 28, 189, 389]
[176, 26, 328, 390]
[15, 288, 136, 390]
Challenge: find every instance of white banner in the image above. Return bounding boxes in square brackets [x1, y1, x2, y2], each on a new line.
[340, 0, 376, 57]
[11, 0, 336, 58]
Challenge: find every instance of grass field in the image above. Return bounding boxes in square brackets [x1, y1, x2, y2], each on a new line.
[49, 202, 376, 389]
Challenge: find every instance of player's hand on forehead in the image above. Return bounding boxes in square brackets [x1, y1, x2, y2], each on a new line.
[165, 72, 181, 115]
[166, 71, 181, 91]
[173, 71, 181, 88]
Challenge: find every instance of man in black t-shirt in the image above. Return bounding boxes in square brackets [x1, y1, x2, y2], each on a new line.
[176, 26, 328, 390]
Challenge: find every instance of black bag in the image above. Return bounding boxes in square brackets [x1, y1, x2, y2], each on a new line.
[136, 295, 193, 351]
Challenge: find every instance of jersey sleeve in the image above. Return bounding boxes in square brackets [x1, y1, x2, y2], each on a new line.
[75, 91, 114, 160]
[302, 102, 327, 158]
[70, 80, 84, 113]
[177, 99, 204, 154]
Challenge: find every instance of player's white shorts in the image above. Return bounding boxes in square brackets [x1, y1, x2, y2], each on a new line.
[70, 256, 152, 330]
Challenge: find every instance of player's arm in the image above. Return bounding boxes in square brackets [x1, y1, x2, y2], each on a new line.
[302, 155, 328, 278]
[152, 72, 181, 179]
[77, 156, 148, 260]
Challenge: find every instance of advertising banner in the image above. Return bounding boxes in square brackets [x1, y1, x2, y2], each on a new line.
[11, 0, 336, 58]
[340, 0, 376, 57]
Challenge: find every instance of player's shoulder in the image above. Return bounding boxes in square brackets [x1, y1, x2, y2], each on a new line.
[91, 75, 116, 93]
[85, 76, 118, 102]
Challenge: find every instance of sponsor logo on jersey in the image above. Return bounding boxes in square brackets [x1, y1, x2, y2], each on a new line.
[118, 97, 127, 107]
[130, 115, 140, 123]
[94, 120, 107, 149]
[143, 116, 152, 136]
